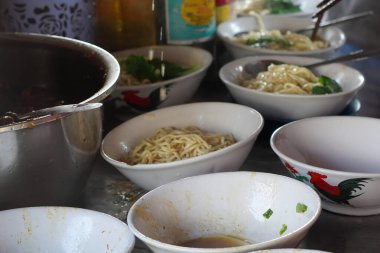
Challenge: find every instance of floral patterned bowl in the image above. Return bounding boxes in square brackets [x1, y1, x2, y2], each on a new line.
[270, 116, 380, 216]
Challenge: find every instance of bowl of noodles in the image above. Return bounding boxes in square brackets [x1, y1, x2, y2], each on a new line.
[219, 55, 364, 121]
[216, 15, 345, 59]
[101, 102, 264, 190]
[108, 45, 213, 118]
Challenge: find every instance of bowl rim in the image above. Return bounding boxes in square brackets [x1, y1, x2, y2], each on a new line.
[126, 171, 322, 252]
[235, 0, 321, 18]
[112, 45, 213, 90]
[216, 16, 346, 55]
[101, 102, 264, 170]
[0, 32, 120, 131]
[0, 206, 135, 249]
[270, 115, 380, 177]
[219, 55, 365, 99]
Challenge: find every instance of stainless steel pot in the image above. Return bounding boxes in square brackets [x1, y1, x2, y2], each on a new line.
[0, 33, 120, 210]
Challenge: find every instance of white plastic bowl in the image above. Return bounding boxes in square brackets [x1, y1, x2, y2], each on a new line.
[101, 102, 264, 190]
[235, 0, 321, 18]
[127, 171, 321, 253]
[109, 45, 213, 115]
[217, 16, 345, 59]
[219, 55, 364, 121]
[0, 206, 135, 253]
[271, 116, 380, 216]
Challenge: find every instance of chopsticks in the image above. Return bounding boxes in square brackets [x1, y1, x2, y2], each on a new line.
[311, 0, 343, 41]
[296, 10, 373, 33]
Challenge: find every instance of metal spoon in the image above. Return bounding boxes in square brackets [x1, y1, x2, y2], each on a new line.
[242, 48, 380, 79]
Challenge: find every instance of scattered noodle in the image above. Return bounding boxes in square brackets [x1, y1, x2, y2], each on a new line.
[122, 127, 236, 165]
[240, 64, 321, 95]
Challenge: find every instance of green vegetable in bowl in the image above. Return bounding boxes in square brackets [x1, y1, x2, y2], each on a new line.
[263, 208, 274, 219]
[119, 55, 198, 84]
[296, 203, 308, 213]
[279, 224, 287, 235]
[246, 35, 293, 48]
[266, 0, 301, 14]
[312, 75, 343, 95]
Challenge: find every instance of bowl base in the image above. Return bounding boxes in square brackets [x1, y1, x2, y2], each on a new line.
[322, 200, 380, 216]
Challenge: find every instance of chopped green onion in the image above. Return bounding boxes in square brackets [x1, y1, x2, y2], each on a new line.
[263, 208, 274, 219]
[296, 203, 308, 213]
[280, 224, 287, 235]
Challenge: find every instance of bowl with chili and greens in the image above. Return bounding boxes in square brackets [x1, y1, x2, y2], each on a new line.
[110, 45, 213, 116]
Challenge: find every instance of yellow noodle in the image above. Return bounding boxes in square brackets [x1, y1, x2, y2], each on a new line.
[122, 127, 236, 165]
[240, 64, 321, 95]
[233, 30, 328, 51]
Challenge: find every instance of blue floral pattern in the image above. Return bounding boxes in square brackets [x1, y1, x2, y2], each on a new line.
[0, 0, 94, 42]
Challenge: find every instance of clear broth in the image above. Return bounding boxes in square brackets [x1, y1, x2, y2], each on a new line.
[179, 235, 250, 248]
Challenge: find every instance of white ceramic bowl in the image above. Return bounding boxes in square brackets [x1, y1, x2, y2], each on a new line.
[235, 0, 320, 18]
[252, 249, 332, 253]
[0, 206, 135, 253]
[101, 102, 264, 190]
[271, 116, 380, 216]
[127, 171, 321, 253]
[109, 45, 213, 116]
[217, 16, 345, 59]
[219, 55, 364, 121]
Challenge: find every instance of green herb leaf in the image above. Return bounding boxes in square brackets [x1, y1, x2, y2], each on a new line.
[246, 35, 293, 48]
[280, 224, 287, 235]
[296, 203, 308, 213]
[266, 0, 301, 14]
[312, 75, 342, 95]
[263, 208, 274, 219]
[319, 75, 343, 93]
[119, 55, 198, 83]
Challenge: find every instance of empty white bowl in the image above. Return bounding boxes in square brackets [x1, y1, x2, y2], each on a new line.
[101, 102, 264, 190]
[127, 171, 321, 253]
[271, 116, 380, 216]
[217, 16, 345, 59]
[219, 55, 364, 121]
[109, 45, 213, 115]
[0, 206, 135, 253]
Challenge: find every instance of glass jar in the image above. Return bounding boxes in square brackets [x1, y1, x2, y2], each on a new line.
[94, 0, 157, 52]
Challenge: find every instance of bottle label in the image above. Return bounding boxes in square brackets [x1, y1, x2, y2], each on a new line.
[166, 0, 216, 44]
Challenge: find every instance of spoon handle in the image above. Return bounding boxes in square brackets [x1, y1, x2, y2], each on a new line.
[296, 11, 374, 33]
[305, 48, 380, 69]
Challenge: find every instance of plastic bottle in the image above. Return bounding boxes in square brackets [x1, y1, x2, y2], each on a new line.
[160, 0, 217, 46]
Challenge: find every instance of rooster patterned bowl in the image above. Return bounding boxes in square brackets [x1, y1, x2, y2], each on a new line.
[270, 116, 380, 216]
[101, 102, 264, 190]
[109, 45, 213, 118]
[127, 171, 321, 253]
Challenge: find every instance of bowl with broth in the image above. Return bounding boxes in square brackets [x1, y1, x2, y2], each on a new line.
[101, 102, 264, 190]
[127, 171, 321, 253]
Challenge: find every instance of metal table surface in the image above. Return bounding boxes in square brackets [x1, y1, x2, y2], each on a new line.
[77, 4, 380, 252]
